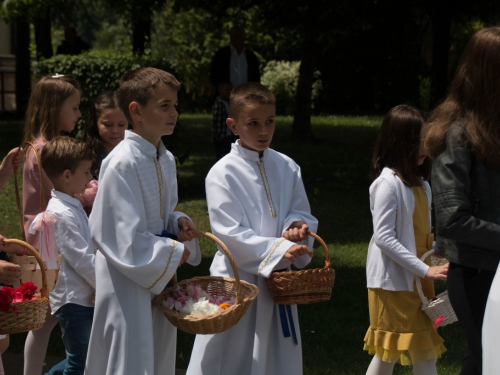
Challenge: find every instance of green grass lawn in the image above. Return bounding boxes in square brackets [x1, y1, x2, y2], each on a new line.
[0, 114, 464, 374]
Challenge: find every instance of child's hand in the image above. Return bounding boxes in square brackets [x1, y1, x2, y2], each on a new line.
[425, 263, 449, 280]
[0, 235, 25, 255]
[283, 244, 313, 264]
[177, 217, 199, 242]
[0, 260, 21, 285]
[178, 248, 191, 268]
[0, 147, 25, 176]
[283, 221, 309, 242]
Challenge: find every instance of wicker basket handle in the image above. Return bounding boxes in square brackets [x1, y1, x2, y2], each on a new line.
[308, 232, 331, 268]
[183, 229, 243, 305]
[3, 239, 49, 298]
[14, 142, 45, 242]
[415, 249, 434, 306]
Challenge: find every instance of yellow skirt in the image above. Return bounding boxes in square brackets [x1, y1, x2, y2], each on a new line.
[363, 246, 446, 365]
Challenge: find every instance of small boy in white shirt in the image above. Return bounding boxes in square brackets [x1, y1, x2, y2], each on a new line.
[34, 136, 95, 375]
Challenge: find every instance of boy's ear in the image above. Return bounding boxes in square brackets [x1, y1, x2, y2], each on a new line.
[129, 101, 141, 122]
[61, 169, 71, 182]
[226, 117, 238, 135]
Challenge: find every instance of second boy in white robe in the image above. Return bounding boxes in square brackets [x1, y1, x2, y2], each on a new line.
[187, 142, 318, 375]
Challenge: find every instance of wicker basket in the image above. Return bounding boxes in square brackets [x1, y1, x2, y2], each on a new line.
[0, 239, 49, 334]
[10, 141, 60, 291]
[152, 230, 259, 335]
[416, 249, 457, 327]
[266, 232, 335, 305]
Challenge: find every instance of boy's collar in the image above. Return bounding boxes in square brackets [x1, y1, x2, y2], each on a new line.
[125, 130, 165, 157]
[51, 189, 82, 207]
[231, 140, 269, 162]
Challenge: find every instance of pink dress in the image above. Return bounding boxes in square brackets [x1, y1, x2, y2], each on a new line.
[22, 138, 53, 248]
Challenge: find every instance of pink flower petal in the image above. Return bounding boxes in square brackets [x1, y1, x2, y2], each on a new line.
[433, 316, 445, 330]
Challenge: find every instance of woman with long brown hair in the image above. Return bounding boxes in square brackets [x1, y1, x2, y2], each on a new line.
[423, 27, 500, 375]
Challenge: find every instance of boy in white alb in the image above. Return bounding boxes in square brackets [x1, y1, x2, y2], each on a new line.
[85, 68, 201, 375]
[32, 136, 96, 375]
[187, 82, 318, 375]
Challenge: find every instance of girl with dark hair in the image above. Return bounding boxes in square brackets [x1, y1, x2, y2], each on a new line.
[364, 104, 448, 375]
[83, 91, 128, 179]
[423, 27, 500, 375]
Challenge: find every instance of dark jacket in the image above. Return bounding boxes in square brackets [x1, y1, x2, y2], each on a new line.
[210, 46, 260, 88]
[432, 121, 500, 271]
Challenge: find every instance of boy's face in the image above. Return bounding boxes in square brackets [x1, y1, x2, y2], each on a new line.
[227, 104, 275, 157]
[65, 160, 93, 196]
[130, 85, 178, 147]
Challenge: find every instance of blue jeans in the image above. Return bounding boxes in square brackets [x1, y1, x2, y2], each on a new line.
[45, 303, 94, 375]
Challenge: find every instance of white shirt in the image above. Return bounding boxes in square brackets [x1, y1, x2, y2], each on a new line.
[187, 142, 318, 375]
[229, 45, 248, 87]
[41, 190, 95, 313]
[85, 131, 201, 375]
[366, 167, 431, 291]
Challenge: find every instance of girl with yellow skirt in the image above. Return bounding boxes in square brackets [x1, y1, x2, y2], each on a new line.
[364, 105, 448, 375]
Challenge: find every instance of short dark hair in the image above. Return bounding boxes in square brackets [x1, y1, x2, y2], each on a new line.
[229, 82, 275, 118]
[119, 67, 181, 124]
[41, 136, 94, 181]
[371, 104, 430, 186]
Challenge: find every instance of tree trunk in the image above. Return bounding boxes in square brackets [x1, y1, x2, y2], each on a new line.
[34, 8, 53, 60]
[132, 12, 151, 55]
[428, 1, 451, 108]
[14, 18, 31, 118]
[292, 26, 318, 141]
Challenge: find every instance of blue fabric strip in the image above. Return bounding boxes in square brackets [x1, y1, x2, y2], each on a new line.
[279, 304, 290, 338]
[278, 304, 298, 345]
[286, 304, 298, 345]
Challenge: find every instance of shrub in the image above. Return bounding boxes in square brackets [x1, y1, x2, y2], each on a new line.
[261, 60, 322, 115]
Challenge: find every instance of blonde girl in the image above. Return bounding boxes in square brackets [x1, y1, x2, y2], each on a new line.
[82, 91, 127, 179]
[364, 105, 448, 375]
[22, 74, 81, 375]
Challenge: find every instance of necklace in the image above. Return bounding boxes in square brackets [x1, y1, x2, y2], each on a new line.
[256, 160, 277, 218]
[152, 157, 165, 220]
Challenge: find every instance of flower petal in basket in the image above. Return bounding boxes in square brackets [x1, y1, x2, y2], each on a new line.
[266, 232, 335, 305]
[0, 240, 49, 334]
[152, 230, 258, 335]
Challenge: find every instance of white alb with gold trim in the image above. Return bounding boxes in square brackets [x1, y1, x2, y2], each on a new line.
[85, 130, 201, 375]
[187, 141, 318, 375]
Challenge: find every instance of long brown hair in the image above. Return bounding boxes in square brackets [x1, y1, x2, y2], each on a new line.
[424, 27, 500, 168]
[23, 75, 81, 143]
[372, 104, 430, 186]
[82, 91, 121, 171]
